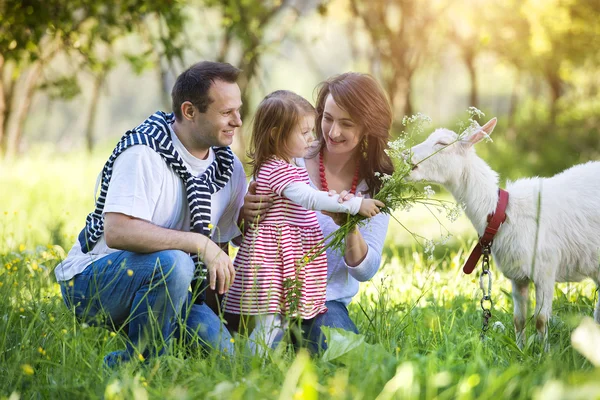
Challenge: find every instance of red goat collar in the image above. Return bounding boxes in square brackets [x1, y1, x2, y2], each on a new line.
[463, 189, 509, 274]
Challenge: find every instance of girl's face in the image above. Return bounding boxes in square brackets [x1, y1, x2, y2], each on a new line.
[321, 94, 363, 155]
[285, 114, 316, 159]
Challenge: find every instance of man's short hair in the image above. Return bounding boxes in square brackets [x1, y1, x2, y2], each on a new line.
[171, 61, 241, 120]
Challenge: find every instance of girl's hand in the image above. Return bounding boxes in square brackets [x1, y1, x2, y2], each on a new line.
[358, 198, 385, 218]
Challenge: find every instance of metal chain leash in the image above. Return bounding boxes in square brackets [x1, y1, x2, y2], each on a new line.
[479, 245, 493, 340]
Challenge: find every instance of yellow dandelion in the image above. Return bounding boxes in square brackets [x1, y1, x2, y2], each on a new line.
[127, 269, 134, 277]
[5, 263, 11, 270]
[68, 280, 74, 287]
[19, 307, 25, 313]
[19, 244, 26, 252]
[38, 347, 46, 355]
[142, 382, 148, 387]
[3, 211, 7, 216]
[229, 338, 235, 343]
[138, 353, 145, 362]
[21, 364, 34, 375]
[208, 223, 214, 229]
[110, 332, 117, 337]
[61, 329, 68, 334]
[31, 262, 39, 271]
[49, 316, 55, 322]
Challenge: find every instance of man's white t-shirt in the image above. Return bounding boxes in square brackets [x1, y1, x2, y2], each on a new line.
[55, 126, 247, 282]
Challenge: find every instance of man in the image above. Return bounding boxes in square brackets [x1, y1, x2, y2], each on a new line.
[55, 61, 247, 367]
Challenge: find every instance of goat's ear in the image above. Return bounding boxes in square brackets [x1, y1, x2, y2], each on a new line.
[465, 117, 497, 146]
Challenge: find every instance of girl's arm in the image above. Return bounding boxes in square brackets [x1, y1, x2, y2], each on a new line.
[282, 182, 363, 214]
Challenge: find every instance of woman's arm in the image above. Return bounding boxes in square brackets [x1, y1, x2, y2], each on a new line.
[343, 213, 389, 280]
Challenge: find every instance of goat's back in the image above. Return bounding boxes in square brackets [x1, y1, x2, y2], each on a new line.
[497, 161, 600, 282]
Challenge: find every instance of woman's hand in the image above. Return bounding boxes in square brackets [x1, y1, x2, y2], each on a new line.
[239, 181, 273, 228]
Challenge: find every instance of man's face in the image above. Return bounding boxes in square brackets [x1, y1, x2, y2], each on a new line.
[194, 80, 243, 147]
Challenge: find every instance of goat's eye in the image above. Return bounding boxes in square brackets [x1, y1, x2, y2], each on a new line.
[436, 141, 449, 146]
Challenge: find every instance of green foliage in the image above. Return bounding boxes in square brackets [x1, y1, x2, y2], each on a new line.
[2, 150, 600, 398]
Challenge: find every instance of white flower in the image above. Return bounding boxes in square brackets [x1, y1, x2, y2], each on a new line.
[467, 106, 485, 119]
[424, 239, 435, 255]
[424, 185, 435, 198]
[439, 233, 451, 245]
[445, 202, 463, 222]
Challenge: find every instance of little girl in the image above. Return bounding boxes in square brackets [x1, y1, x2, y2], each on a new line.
[223, 90, 383, 354]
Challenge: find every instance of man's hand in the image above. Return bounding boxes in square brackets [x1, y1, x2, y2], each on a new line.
[240, 181, 273, 227]
[202, 240, 235, 294]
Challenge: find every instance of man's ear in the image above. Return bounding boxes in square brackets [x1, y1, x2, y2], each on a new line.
[181, 101, 195, 121]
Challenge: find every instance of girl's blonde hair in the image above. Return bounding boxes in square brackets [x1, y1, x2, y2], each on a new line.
[249, 90, 315, 178]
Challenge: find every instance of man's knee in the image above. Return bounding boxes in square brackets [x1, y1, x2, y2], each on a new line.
[152, 250, 194, 286]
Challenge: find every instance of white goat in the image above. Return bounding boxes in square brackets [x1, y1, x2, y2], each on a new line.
[408, 118, 600, 349]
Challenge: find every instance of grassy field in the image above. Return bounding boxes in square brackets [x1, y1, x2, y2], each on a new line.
[1, 151, 600, 399]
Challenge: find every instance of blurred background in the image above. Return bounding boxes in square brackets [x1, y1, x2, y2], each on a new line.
[1, 0, 598, 173]
[1, 0, 599, 249]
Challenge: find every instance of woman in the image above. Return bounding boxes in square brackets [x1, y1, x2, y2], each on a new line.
[240, 72, 394, 352]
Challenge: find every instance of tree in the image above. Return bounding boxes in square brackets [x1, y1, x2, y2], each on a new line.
[490, 0, 600, 123]
[201, 0, 308, 153]
[348, 0, 444, 117]
[0, 0, 188, 157]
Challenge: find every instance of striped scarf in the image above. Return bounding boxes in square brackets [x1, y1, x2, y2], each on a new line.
[77, 111, 234, 293]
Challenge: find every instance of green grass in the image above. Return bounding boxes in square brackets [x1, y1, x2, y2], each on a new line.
[2, 150, 600, 399]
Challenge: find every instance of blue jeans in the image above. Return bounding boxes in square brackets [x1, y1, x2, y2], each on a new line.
[301, 300, 359, 353]
[60, 250, 232, 364]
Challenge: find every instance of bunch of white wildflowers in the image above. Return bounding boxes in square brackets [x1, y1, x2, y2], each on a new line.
[303, 112, 461, 261]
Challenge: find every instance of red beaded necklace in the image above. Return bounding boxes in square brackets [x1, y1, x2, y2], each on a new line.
[319, 148, 360, 194]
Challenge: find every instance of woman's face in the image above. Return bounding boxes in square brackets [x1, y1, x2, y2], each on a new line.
[321, 94, 362, 155]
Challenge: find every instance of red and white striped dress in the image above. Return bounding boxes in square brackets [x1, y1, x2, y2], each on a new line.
[223, 158, 328, 319]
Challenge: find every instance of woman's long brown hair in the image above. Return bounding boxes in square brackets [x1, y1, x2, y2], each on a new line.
[248, 90, 315, 179]
[313, 72, 394, 197]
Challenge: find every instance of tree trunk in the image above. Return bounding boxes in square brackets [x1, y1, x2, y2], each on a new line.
[5, 62, 42, 158]
[0, 55, 5, 154]
[394, 73, 413, 118]
[465, 55, 478, 109]
[85, 71, 107, 153]
[506, 72, 520, 142]
[547, 73, 562, 125]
